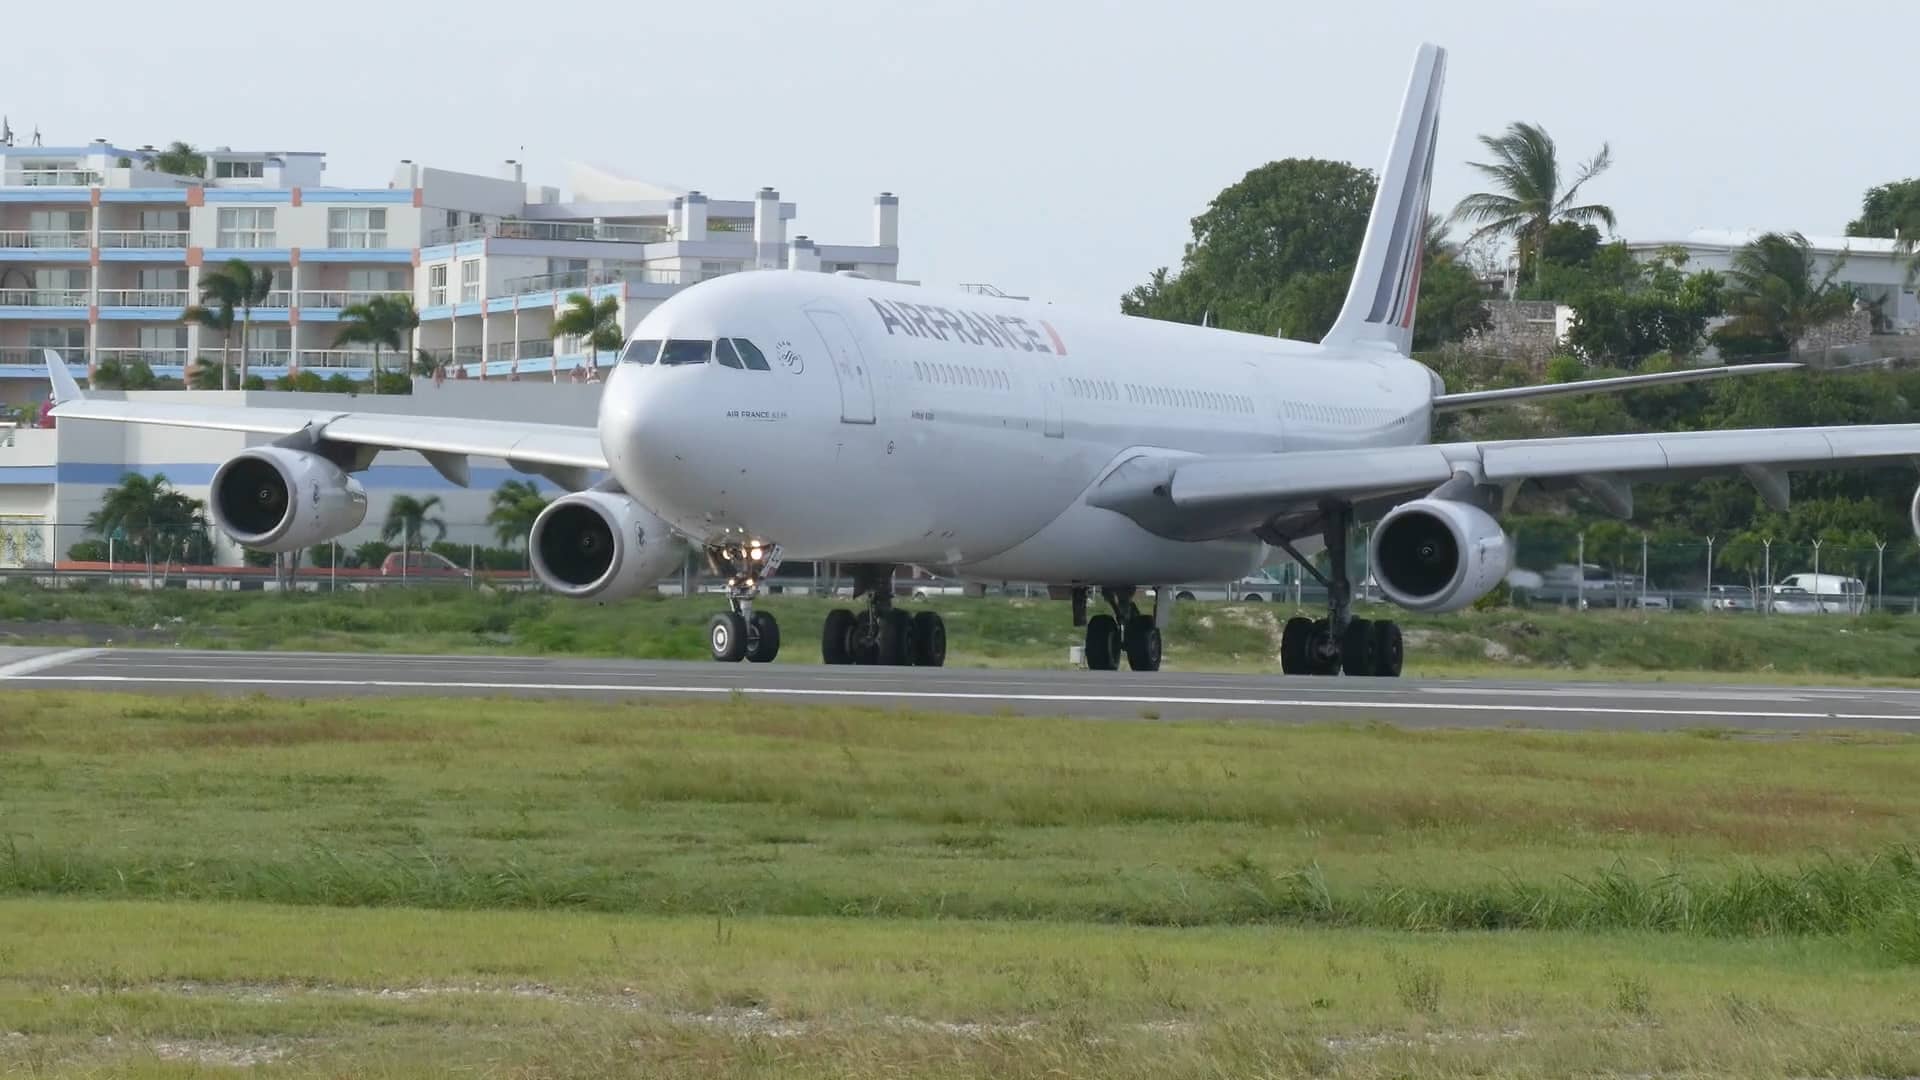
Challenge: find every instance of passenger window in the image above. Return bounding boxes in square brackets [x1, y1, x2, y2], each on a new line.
[714, 338, 744, 369]
[620, 338, 661, 365]
[659, 339, 712, 366]
[732, 339, 772, 371]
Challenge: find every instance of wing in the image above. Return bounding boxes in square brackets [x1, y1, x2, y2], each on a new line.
[1089, 425, 1920, 542]
[1432, 363, 1801, 413]
[43, 350, 605, 490]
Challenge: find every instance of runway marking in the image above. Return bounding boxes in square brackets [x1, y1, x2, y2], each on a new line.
[12, 672, 1920, 724]
[0, 648, 102, 679]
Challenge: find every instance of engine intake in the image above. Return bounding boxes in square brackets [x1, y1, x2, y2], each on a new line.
[529, 491, 683, 601]
[1369, 498, 1512, 613]
[209, 447, 367, 553]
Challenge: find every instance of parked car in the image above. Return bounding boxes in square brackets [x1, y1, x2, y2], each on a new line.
[380, 550, 470, 578]
[1171, 569, 1289, 603]
[1708, 584, 1756, 612]
[1774, 573, 1866, 614]
[1768, 585, 1820, 615]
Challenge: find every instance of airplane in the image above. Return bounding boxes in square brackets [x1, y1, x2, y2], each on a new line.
[44, 43, 1920, 676]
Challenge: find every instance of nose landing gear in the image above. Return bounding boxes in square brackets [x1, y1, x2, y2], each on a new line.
[821, 564, 946, 667]
[706, 540, 782, 663]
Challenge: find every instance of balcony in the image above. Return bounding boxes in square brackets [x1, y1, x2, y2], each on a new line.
[0, 347, 82, 365]
[0, 230, 90, 249]
[425, 219, 675, 247]
[486, 340, 555, 362]
[96, 347, 189, 367]
[99, 230, 188, 249]
[296, 289, 411, 310]
[12, 168, 102, 186]
[260, 291, 294, 309]
[293, 349, 380, 370]
[0, 288, 88, 307]
[99, 289, 189, 308]
[501, 266, 698, 295]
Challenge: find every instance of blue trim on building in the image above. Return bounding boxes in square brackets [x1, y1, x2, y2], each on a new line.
[298, 248, 413, 263]
[99, 307, 187, 321]
[303, 190, 414, 204]
[0, 363, 86, 381]
[99, 190, 191, 204]
[0, 190, 89, 204]
[99, 249, 188, 263]
[202, 189, 295, 203]
[454, 301, 483, 317]
[299, 310, 340, 322]
[0, 248, 88, 261]
[0, 466, 57, 484]
[484, 297, 520, 314]
[203, 248, 293, 262]
[419, 305, 453, 320]
[0, 308, 87, 321]
[418, 240, 485, 261]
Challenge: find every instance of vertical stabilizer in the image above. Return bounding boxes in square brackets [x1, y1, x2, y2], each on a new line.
[1321, 43, 1447, 355]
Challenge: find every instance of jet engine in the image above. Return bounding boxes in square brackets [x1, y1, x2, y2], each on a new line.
[529, 491, 683, 601]
[1369, 498, 1513, 613]
[209, 447, 368, 553]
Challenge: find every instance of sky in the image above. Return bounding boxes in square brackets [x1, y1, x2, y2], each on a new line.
[9, 0, 1917, 308]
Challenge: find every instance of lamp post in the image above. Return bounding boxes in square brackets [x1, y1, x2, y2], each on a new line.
[1813, 539, 1823, 614]
[1762, 538, 1772, 616]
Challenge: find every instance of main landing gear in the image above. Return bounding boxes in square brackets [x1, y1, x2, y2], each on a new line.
[706, 540, 781, 664]
[1073, 586, 1163, 672]
[1270, 504, 1403, 677]
[821, 564, 946, 667]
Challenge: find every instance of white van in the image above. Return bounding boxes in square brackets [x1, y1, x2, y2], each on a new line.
[1773, 573, 1867, 614]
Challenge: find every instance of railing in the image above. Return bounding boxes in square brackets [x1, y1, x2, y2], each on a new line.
[451, 345, 483, 365]
[293, 349, 380, 370]
[11, 168, 101, 186]
[259, 291, 294, 308]
[501, 265, 697, 295]
[0, 347, 81, 364]
[0, 230, 90, 249]
[96, 348, 189, 366]
[0, 288, 88, 307]
[99, 230, 188, 249]
[98, 289, 189, 308]
[486, 340, 556, 362]
[296, 289, 411, 310]
[246, 349, 292, 367]
[424, 219, 674, 247]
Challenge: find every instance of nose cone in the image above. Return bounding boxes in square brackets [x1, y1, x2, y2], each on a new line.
[598, 365, 699, 518]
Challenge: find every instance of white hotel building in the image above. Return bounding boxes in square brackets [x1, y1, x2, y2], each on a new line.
[0, 139, 902, 411]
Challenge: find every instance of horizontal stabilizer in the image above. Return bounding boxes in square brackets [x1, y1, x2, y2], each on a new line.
[1432, 363, 1800, 413]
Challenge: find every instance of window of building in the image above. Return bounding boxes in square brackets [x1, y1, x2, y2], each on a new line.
[427, 264, 448, 307]
[214, 159, 266, 179]
[459, 260, 480, 303]
[139, 326, 188, 349]
[139, 209, 189, 231]
[216, 207, 276, 248]
[620, 339, 661, 365]
[327, 207, 388, 249]
[28, 327, 85, 352]
[347, 269, 406, 293]
[28, 209, 87, 234]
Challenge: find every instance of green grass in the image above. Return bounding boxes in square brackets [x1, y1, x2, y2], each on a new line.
[4, 578, 1920, 680]
[5, 692, 1920, 1076]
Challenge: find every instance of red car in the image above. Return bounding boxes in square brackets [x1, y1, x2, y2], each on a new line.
[379, 550, 470, 578]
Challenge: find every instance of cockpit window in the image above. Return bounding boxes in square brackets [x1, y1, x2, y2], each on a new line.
[713, 338, 744, 369]
[659, 339, 712, 366]
[732, 338, 772, 371]
[620, 338, 661, 365]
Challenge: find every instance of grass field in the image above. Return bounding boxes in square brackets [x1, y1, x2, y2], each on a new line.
[3, 579, 1919, 681]
[3, 691, 1919, 1075]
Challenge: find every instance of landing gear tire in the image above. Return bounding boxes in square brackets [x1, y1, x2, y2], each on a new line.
[1280, 616, 1314, 675]
[1309, 618, 1340, 676]
[1124, 615, 1162, 672]
[878, 609, 913, 666]
[822, 609, 856, 665]
[1341, 617, 1375, 677]
[746, 612, 780, 663]
[1085, 614, 1122, 671]
[708, 612, 748, 663]
[1371, 620, 1404, 677]
[911, 611, 947, 667]
[851, 611, 882, 665]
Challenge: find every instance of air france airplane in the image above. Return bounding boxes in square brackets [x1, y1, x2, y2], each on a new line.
[46, 43, 1920, 675]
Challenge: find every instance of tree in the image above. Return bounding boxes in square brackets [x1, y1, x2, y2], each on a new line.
[1452, 122, 1616, 285]
[1713, 232, 1852, 359]
[1846, 177, 1920, 287]
[550, 293, 622, 381]
[184, 264, 241, 390]
[382, 494, 447, 553]
[1412, 253, 1489, 351]
[1121, 159, 1377, 340]
[86, 472, 213, 569]
[335, 294, 419, 393]
[486, 479, 550, 548]
[151, 141, 206, 180]
[197, 259, 274, 385]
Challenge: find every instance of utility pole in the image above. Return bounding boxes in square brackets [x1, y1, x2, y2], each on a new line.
[1705, 536, 1714, 609]
[1762, 538, 1772, 616]
[1813, 539, 1823, 614]
[1640, 533, 1648, 608]
[1576, 532, 1586, 612]
[1876, 540, 1887, 613]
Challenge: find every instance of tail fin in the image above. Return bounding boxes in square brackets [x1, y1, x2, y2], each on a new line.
[1321, 43, 1447, 356]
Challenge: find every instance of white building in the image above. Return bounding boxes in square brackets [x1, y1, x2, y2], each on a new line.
[1627, 228, 1920, 332]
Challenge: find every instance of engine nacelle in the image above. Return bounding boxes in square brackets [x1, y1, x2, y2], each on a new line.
[1369, 498, 1513, 613]
[529, 491, 683, 601]
[210, 447, 368, 553]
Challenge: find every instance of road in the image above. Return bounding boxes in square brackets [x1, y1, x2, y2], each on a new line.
[4, 645, 1920, 731]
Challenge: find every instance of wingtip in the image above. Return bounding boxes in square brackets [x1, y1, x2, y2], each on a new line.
[44, 349, 83, 404]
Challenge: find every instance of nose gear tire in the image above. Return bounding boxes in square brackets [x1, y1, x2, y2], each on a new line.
[708, 612, 748, 663]
[746, 611, 780, 663]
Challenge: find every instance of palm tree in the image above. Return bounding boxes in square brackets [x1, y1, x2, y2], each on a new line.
[382, 495, 447, 567]
[486, 479, 550, 548]
[1452, 122, 1616, 285]
[86, 472, 212, 579]
[184, 268, 240, 390]
[1719, 232, 1854, 357]
[151, 141, 206, 179]
[216, 260, 276, 385]
[334, 294, 419, 392]
[1423, 210, 1459, 266]
[550, 293, 622, 382]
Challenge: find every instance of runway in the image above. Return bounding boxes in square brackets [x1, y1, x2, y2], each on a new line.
[5, 645, 1920, 731]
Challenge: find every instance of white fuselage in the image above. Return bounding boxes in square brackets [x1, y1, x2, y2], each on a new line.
[599, 271, 1437, 585]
